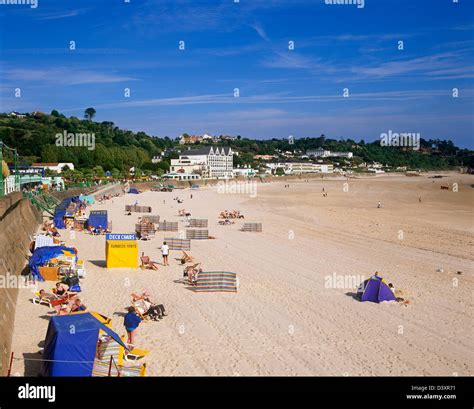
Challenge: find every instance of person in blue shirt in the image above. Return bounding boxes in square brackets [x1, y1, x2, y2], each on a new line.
[124, 306, 142, 347]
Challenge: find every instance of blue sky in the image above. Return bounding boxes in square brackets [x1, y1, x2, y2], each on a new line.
[1, 0, 473, 147]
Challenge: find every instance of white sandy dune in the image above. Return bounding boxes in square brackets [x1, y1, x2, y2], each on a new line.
[10, 174, 474, 376]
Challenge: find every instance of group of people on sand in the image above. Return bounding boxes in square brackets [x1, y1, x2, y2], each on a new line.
[38, 282, 87, 315]
[219, 210, 244, 219]
[124, 291, 167, 348]
[97, 193, 121, 204]
[178, 209, 191, 217]
[42, 221, 61, 237]
[284, 184, 290, 188]
[88, 225, 106, 235]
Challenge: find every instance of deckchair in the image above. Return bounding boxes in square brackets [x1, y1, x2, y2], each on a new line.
[183, 263, 201, 284]
[139, 253, 158, 270]
[32, 292, 59, 308]
[181, 251, 194, 263]
[119, 336, 149, 363]
[132, 299, 151, 322]
[184, 263, 200, 272]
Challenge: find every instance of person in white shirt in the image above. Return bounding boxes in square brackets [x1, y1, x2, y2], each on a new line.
[160, 241, 170, 266]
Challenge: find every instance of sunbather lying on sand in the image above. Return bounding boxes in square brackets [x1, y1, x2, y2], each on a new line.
[38, 289, 77, 313]
[38, 289, 59, 303]
[219, 219, 235, 225]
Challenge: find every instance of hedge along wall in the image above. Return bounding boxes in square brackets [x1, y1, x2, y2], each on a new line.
[0, 193, 42, 375]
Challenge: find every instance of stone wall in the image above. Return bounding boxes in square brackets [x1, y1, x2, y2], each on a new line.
[0, 194, 42, 375]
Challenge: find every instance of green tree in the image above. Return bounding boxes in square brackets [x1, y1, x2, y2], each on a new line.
[84, 107, 96, 121]
[93, 165, 104, 177]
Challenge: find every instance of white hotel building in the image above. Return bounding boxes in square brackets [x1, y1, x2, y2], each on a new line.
[306, 148, 353, 159]
[266, 162, 334, 175]
[170, 146, 234, 179]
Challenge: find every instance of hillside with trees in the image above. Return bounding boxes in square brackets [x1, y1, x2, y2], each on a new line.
[1, 110, 472, 178]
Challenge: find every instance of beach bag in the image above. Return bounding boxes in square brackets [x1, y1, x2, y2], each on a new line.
[69, 284, 81, 292]
[62, 274, 79, 287]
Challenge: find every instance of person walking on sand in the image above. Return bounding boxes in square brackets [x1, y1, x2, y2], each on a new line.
[161, 241, 170, 266]
[124, 306, 142, 347]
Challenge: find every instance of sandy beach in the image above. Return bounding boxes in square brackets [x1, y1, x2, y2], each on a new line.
[10, 173, 474, 376]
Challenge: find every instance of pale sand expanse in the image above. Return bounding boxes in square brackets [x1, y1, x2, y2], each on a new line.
[10, 174, 474, 376]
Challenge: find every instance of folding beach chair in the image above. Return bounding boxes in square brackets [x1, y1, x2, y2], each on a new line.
[119, 336, 149, 362]
[32, 292, 58, 308]
[131, 299, 152, 322]
[139, 252, 158, 270]
[181, 251, 194, 263]
[183, 263, 201, 284]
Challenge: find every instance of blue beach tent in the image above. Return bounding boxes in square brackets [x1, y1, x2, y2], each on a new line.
[29, 245, 77, 282]
[53, 196, 81, 229]
[42, 313, 127, 376]
[88, 210, 108, 229]
[128, 188, 139, 194]
[358, 275, 396, 303]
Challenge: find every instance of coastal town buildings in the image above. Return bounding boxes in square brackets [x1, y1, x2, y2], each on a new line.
[31, 162, 75, 173]
[170, 146, 233, 179]
[306, 148, 353, 159]
[265, 162, 334, 175]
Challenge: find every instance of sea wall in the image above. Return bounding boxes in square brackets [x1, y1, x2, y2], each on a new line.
[92, 183, 124, 198]
[0, 193, 42, 376]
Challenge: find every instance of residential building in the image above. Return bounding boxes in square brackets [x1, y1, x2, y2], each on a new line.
[163, 172, 200, 181]
[307, 148, 331, 158]
[307, 148, 353, 159]
[32, 163, 75, 173]
[202, 133, 214, 141]
[174, 146, 233, 179]
[8, 111, 26, 118]
[179, 134, 202, 145]
[233, 166, 256, 177]
[170, 157, 205, 175]
[178, 133, 215, 144]
[331, 151, 353, 158]
[266, 162, 334, 174]
[254, 154, 277, 161]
